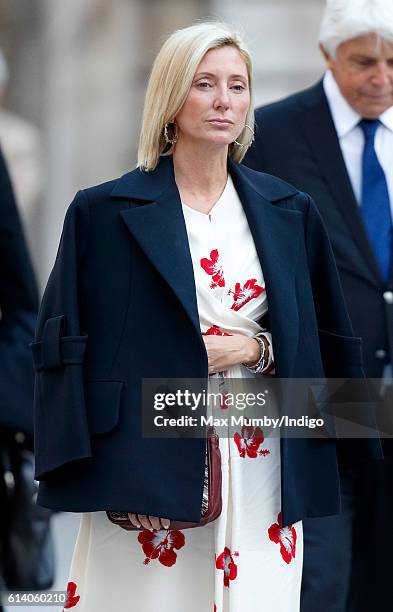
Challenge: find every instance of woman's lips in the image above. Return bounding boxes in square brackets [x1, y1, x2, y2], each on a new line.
[207, 119, 233, 126]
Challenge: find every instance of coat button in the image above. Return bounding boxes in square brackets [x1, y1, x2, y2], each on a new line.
[14, 431, 26, 443]
[375, 349, 387, 360]
[383, 291, 393, 304]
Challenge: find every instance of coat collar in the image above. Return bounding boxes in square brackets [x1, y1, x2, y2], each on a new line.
[111, 155, 302, 376]
[110, 154, 299, 203]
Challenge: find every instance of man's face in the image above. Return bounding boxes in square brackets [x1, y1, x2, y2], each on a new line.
[321, 33, 393, 118]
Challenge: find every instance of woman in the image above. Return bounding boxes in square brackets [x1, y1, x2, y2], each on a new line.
[31, 22, 381, 612]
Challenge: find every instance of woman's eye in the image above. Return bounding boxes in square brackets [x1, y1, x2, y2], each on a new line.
[231, 84, 245, 92]
[197, 81, 212, 88]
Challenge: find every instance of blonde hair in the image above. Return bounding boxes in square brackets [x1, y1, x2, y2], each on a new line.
[138, 22, 254, 171]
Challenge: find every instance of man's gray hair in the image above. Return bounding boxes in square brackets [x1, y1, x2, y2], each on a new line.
[319, 0, 393, 56]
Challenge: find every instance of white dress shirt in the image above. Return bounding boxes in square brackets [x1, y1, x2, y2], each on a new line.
[323, 69, 393, 217]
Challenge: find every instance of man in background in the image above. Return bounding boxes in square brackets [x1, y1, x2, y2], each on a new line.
[244, 0, 393, 610]
[0, 145, 38, 438]
[0, 146, 48, 608]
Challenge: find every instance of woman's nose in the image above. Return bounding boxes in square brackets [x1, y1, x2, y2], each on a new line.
[213, 86, 230, 110]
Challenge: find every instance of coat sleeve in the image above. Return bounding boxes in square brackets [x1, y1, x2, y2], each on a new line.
[304, 194, 383, 463]
[0, 148, 38, 438]
[31, 190, 91, 479]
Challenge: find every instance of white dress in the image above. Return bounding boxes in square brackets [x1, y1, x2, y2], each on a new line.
[64, 176, 303, 612]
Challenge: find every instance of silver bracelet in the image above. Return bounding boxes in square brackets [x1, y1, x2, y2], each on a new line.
[242, 332, 270, 374]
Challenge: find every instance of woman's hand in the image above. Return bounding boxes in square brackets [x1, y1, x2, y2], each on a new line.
[203, 333, 260, 374]
[128, 513, 171, 531]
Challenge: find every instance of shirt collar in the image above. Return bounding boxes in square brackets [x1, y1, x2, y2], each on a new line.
[323, 69, 393, 135]
[379, 104, 393, 132]
[323, 69, 360, 138]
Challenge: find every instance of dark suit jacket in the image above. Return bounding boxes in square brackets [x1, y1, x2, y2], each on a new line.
[0, 147, 38, 438]
[244, 80, 392, 378]
[32, 154, 381, 526]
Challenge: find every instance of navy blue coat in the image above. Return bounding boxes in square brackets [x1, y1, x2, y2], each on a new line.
[31, 155, 381, 526]
[0, 147, 38, 438]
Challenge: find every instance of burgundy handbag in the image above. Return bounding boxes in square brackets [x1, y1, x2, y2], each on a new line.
[106, 428, 222, 530]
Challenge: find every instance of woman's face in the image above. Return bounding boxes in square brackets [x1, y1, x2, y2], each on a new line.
[174, 45, 250, 150]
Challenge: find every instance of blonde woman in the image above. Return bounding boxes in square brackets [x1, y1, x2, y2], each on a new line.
[31, 21, 379, 612]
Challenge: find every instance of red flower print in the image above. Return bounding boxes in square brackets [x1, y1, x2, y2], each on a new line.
[268, 512, 297, 564]
[200, 249, 225, 289]
[234, 426, 270, 458]
[63, 581, 80, 609]
[204, 325, 231, 336]
[138, 529, 185, 567]
[215, 546, 239, 587]
[214, 605, 217, 612]
[229, 279, 264, 311]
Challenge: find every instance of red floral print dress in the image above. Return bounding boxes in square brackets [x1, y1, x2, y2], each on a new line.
[65, 174, 303, 612]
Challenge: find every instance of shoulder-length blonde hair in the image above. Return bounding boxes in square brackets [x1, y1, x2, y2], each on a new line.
[138, 22, 254, 171]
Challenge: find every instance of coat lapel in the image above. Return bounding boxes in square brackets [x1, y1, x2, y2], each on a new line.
[112, 156, 203, 352]
[299, 81, 383, 287]
[229, 161, 302, 377]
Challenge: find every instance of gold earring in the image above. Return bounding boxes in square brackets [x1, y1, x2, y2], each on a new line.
[164, 122, 178, 145]
[233, 124, 254, 147]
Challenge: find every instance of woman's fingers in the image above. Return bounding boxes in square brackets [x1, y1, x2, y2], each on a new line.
[160, 517, 171, 529]
[149, 515, 163, 530]
[127, 512, 171, 531]
[127, 513, 171, 530]
[137, 514, 154, 530]
[127, 512, 141, 528]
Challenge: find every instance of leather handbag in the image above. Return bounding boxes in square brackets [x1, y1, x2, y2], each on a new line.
[106, 428, 222, 530]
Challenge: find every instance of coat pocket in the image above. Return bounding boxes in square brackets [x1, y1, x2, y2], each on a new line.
[85, 380, 124, 435]
[318, 328, 363, 366]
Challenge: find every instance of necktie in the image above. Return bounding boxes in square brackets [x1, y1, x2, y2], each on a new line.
[359, 118, 392, 281]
